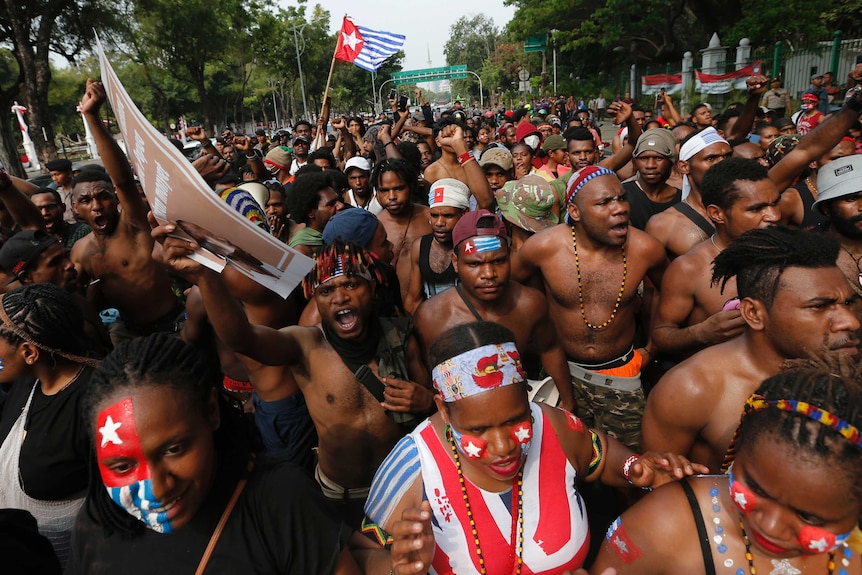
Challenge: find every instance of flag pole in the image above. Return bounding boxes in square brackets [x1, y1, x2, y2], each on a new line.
[319, 14, 346, 120]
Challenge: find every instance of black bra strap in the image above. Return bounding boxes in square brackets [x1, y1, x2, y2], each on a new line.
[680, 480, 717, 575]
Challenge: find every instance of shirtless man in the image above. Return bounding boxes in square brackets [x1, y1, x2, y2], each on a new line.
[404, 178, 469, 314]
[644, 127, 731, 259]
[642, 226, 860, 472]
[652, 158, 780, 357]
[157, 234, 432, 526]
[421, 121, 493, 210]
[413, 209, 575, 412]
[814, 154, 862, 299]
[71, 79, 181, 345]
[512, 166, 668, 449]
[373, 158, 432, 303]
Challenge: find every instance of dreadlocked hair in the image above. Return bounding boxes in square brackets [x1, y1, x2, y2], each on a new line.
[723, 355, 862, 501]
[301, 239, 386, 299]
[0, 283, 88, 357]
[82, 333, 256, 538]
[710, 226, 839, 306]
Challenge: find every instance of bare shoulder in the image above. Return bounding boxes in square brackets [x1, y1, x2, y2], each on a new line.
[592, 480, 702, 575]
[628, 227, 667, 261]
[521, 223, 567, 260]
[653, 343, 728, 400]
[508, 281, 548, 314]
[71, 233, 98, 263]
[666, 242, 711, 277]
[644, 205, 681, 237]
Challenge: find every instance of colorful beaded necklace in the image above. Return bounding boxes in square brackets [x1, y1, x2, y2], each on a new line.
[571, 226, 627, 330]
[446, 425, 525, 575]
[738, 519, 835, 575]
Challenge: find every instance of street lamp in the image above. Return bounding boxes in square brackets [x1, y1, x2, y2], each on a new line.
[551, 29, 559, 95]
[287, 17, 326, 122]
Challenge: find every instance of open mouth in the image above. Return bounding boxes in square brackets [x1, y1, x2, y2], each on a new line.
[610, 222, 629, 236]
[93, 215, 109, 230]
[335, 309, 358, 331]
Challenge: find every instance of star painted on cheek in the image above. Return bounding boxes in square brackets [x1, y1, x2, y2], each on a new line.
[99, 415, 123, 448]
[463, 440, 483, 458]
[733, 491, 748, 510]
[807, 538, 829, 553]
[513, 424, 532, 443]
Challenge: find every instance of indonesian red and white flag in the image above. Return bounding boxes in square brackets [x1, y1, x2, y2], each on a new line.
[334, 16, 405, 73]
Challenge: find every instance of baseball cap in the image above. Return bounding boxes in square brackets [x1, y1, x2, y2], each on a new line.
[344, 156, 372, 174]
[541, 135, 566, 152]
[0, 229, 60, 279]
[633, 128, 676, 159]
[810, 73, 824, 81]
[479, 147, 514, 172]
[495, 175, 558, 233]
[452, 209, 508, 249]
[293, 135, 311, 145]
[813, 155, 862, 213]
[802, 93, 819, 103]
[323, 208, 380, 247]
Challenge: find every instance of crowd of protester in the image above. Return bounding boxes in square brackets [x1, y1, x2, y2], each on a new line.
[0, 56, 860, 575]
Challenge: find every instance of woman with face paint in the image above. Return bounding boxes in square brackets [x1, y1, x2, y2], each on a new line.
[0, 283, 99, 568]
[67, 333, 362, 575]
[363, 321, 706, 575]
[590, 356, 862, 575]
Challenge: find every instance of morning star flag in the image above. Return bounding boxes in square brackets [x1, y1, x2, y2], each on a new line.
[334, 16, 405, 72]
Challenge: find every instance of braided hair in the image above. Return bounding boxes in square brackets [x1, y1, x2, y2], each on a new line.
[711, 226, 839, 306]
[81, 333, 254, 537]
[724, 355, 862, 501]
[0, 283, 89, 358]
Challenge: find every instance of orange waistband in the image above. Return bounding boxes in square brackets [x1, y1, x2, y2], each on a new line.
[594, 350, 643, 378]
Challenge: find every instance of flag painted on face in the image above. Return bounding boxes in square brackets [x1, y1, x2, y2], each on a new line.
[334, 16, 406, 73]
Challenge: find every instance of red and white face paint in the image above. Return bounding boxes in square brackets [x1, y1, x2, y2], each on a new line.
[449, 424, 487, 459]
[96, 398, 176, 533]
[798, 525, 851, 554]
[510, 420, 533, 454]
[728, 469, 757, 515]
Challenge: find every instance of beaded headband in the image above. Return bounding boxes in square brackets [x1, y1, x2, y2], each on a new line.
[432, 342, 526, 402]
[745, 394, 862, 447]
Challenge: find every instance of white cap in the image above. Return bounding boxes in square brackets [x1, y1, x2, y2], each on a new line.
[345, 156, 372, 174]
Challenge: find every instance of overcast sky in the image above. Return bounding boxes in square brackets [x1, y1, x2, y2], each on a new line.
[277, 0, 517, 71]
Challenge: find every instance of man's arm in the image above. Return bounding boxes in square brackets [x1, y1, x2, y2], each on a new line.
[651, 255, 744, 354]
[658, 91, 682, 126]
[599, 102, 641, 172]
[377, 125, 404, 161]
[154, 221, 306, 366]
[403, 239, 424, 315]
[232, 136, 268, 182]
[531, 303, 576, 412]
[726, 75, 768, 142]
[80, 79, 150, 228]
[641, 367, 710, 462]
[769, 78, 862, 192]
[0, 173, 46, 230]
[437, 124, 494, 210]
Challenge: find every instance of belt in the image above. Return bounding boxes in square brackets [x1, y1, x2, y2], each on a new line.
[568, 361, 642, 392]
[314, 463, 371, 502]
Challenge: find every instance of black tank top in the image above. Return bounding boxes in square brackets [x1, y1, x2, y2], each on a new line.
[418, 234, 457, 299]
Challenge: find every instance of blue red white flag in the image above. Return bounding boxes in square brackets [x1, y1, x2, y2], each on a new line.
[334, 16, 405, 73]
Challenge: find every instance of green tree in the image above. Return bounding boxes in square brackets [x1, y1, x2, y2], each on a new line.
[0, 0, 122, 163]
[444, 15, 500, 102]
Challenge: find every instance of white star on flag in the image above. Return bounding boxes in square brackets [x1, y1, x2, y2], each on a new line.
[807, 538, 829, 552]
[514, 426, 531, 442]
[99, 415, 123, 447]
[733, 491, 748, 509]
[341, 30, 361, 51]
[463, 441, 483, 458]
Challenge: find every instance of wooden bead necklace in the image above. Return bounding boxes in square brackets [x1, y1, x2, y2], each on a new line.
[738, 519, 835, 575]
[571, 226, 627, 330]
[446, 425, 525, 575]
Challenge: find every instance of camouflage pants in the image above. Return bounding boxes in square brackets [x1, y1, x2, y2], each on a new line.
[568, 362, 645, 451]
